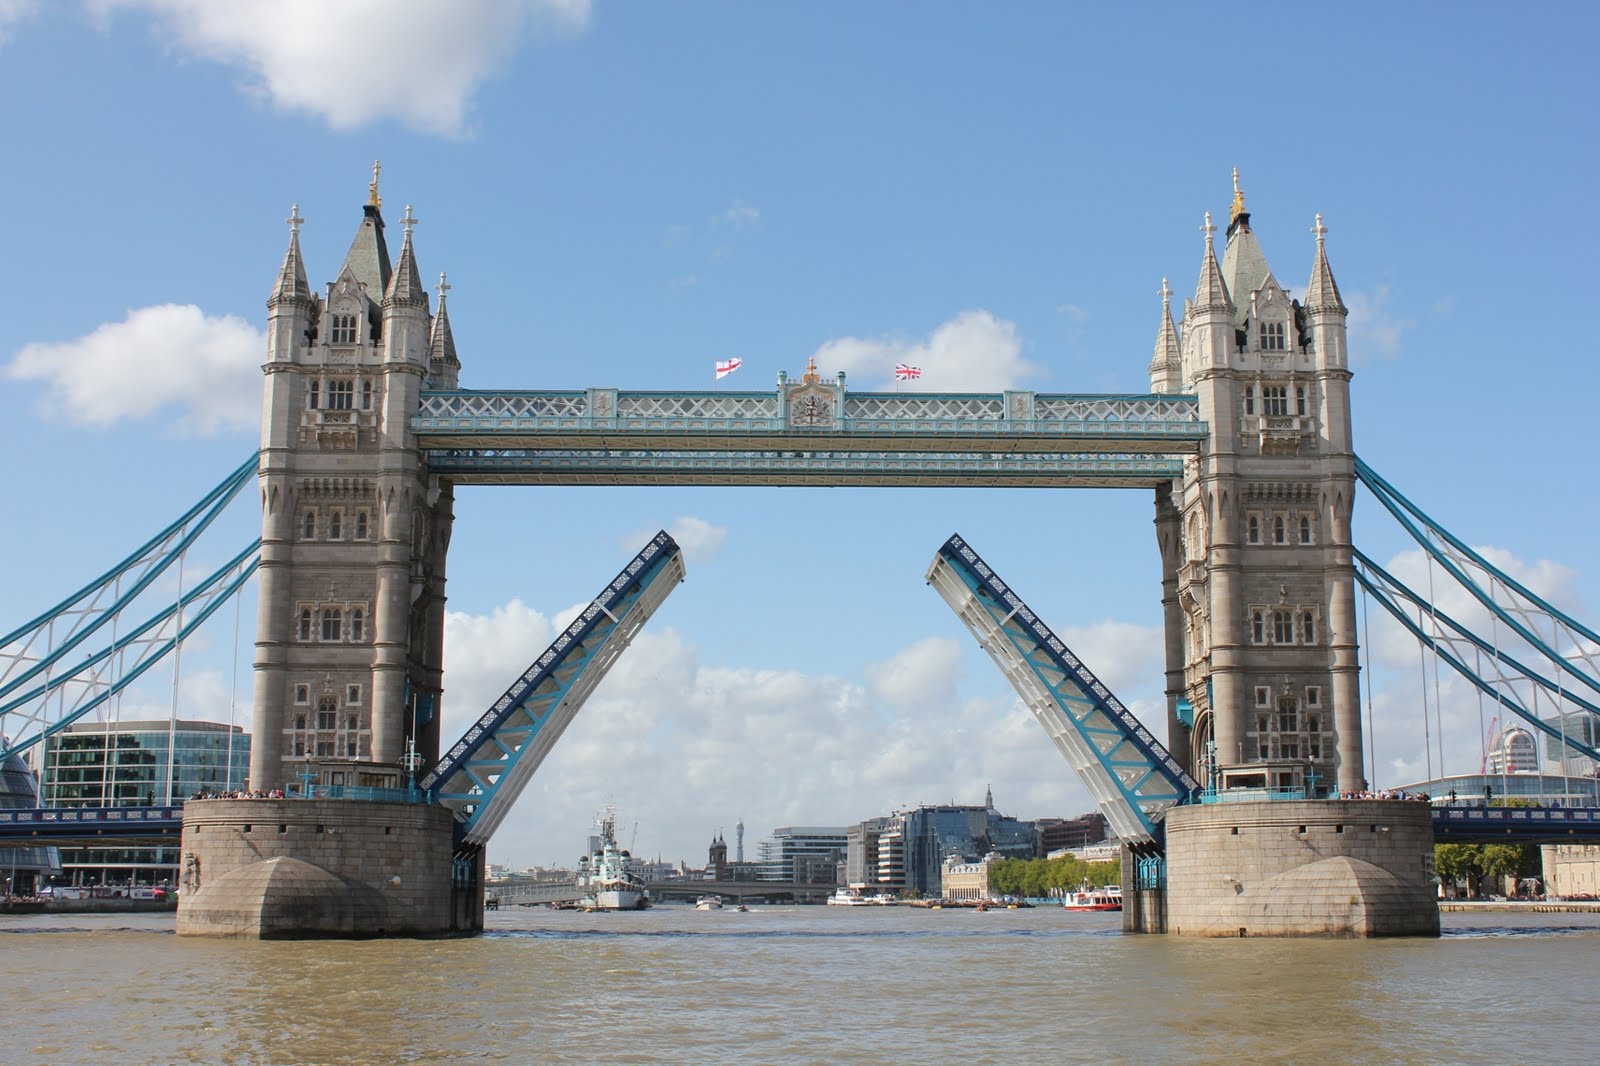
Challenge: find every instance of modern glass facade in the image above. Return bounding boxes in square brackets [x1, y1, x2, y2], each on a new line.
[896, 805, 1035, 897]
[1, 752, 61, 894]
[31, 720, 250, 886]
[757, 827, 847, 883]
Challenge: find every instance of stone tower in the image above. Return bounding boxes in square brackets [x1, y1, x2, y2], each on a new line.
[1151, 173, 1363, 795]
[709, 833, 729, 880]
[251, 169, 457, 793]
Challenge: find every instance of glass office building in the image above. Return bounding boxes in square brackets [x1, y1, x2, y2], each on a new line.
[2, 751, 61, 894]
[757, 827, 847, 883]
[32, 719, 249, 886]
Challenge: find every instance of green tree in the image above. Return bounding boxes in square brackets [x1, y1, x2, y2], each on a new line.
[1434, 843, 1481, 898]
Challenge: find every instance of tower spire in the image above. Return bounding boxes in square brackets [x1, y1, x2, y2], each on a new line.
[1306, 213, 1346, 313]
[1149, 276, 1183, 390]
[385, 204, 427, 306]
[429, 271, 460, 371]
[269, 204, 311, 306]
[1192, 212, 1233, 314]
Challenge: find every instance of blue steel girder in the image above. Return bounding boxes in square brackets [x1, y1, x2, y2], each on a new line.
[421, 531, 685, 846]
[422, 449, 1187, 487]
[414, 389, 1206, 454]
[1433, 804, 1600, 843]
[925, 534, 1197, 846]
[0, 805, 183, 843]
[1352, 561, 1600, 764]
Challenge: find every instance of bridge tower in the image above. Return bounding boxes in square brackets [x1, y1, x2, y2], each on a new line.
[1152, 173, 1364, 796]
[252, 168, 457, 793]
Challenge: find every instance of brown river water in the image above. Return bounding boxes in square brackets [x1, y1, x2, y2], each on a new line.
[2, 906, 1595, 1065]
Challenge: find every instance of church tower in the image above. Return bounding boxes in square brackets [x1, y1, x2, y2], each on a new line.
[250, 166, 458, 792]
[1152, 173, 1362, 795]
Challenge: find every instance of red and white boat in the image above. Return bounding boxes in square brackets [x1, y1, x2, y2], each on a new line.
[1062, 885, 1122, 912]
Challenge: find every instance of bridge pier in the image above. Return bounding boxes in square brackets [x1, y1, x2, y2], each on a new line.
[175, 799, 481, 939]
[1156, 800, 1438, 937]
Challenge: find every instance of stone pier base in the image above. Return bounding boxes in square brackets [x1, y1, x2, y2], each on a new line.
[175, 799, 482, 939]
[1160, 799, 1439, 937]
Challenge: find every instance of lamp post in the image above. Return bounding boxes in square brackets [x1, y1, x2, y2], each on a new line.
[300, 755, 315, 798]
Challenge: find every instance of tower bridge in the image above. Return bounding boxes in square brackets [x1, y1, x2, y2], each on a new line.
[5, 171, 1599, 937]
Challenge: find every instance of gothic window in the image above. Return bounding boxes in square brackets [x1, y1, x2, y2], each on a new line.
[355, 511, 369, 540]
[1255, 687, 1272, 708]
[331, 314, 359, 345]
[1259, 321, 1287, 351]
[1262, 385, 1289, 416]
[1247, 513, 1261, 544]
[308, 381, 319, 409]
[349, 608, 365, 642]
[294, 715, 306, 731]
[1296, 386, 1307, 416]
[1306, 686, 1321, 708]
[346, 715, 358, 731]
[1244, 386, 1255, 416]
[328, 510, 343, 540]
[362, 380, 373, 410]
[1308, 714, 1321, 734]
[1299, 513, 1313, 544]
[297, 609, 312, 642]
[1259, 737, 1270, 759]
[1251, 610, 1266, 644]
[328, 379, 354, 410]
[316, 741, 335, 757]
[302, 511, 316, 539]
[1278, 699, 1299, 733]
[346, 686, 361, 705]
[1272, 610, 1294, 644]
[294, 740, 306, 757]
[1273, 514, 1286, 544]
[316, 698, 337, 731]
[346, 739, 358, 757]
[294, 684, 310, 705]
[320, 607, 342, 642]
[1280, 739, 1300, 759]
[1301, 611, 1317, 644]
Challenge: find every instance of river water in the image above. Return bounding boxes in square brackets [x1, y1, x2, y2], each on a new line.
[3, 906, 1594, 1065]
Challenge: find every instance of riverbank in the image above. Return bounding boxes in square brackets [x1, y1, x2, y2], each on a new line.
[1438, 900, 1600, 913]
[2, 898, 176, 914]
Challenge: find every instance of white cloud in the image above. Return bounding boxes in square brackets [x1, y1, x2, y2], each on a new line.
[1055, 303, 1089, 322]
[812, 309, 1041, 391]
[619, 517, 727, 565]
[439, 595, 1108, 869]
[6, 303, 263, 434]
[722, 200, 760, 227]
[1344, 284, 1410, 360]
[90, 0, 590, 137]
[0, 0, 39, 42]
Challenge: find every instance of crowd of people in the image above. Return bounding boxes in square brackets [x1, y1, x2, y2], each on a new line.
[1339, 789, 1432, 801]
[189, 788, 287, 800]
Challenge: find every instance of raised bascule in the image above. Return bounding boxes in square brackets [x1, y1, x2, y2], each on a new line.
[6, 169, 1600, 936]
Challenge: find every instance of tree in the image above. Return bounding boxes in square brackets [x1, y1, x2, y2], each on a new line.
[1434, 844, 1480, 898]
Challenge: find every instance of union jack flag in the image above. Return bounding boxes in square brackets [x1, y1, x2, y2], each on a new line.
[714, 357, 743, 379]
[894, 363, 922, 381]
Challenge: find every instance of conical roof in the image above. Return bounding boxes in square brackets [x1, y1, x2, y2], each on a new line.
[268, 206, 311, 306]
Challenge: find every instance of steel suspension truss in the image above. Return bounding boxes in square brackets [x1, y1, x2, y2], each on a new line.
[421, 531, 685, 847]
[0, 456, 261, 763]
[926, 534, 1198, 846]
[1355, 458, 1600, 763]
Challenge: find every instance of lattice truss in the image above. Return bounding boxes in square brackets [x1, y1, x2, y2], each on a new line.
[1354, 459, 1600, 764]
[422, 532, 685, 847]
[0, 456, 261, 763]
[925, 534, 1197, 846]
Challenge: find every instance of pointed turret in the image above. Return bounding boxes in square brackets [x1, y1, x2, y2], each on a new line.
[429, 272, 461, 388]
[385, 205, 429, 308]
[269, 204, 312, 308]
[338, 161, 393, 300]
[1149, 277, 1184, 392]
[1192, 211, 1233, 316]
[1305, 213, 1346, 315]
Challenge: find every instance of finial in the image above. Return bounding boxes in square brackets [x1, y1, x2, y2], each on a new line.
[287, 204, 304, 235]
[1201, 211, 1216, 246]
[401, 203, 418, 237]
[1312, 212, 1328, 245]
[803, 353, 820, 384]
[1230, 168, 1247, 222]
[368, 160, 382, 208]
[1159, 276, 1172, 308]
[436, 271, 451, 300]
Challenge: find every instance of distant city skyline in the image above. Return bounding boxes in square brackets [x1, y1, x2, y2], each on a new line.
[2, 3, 1596, 867]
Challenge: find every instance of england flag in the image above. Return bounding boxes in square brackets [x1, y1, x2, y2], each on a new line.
[894, 363, 923, 381]
[715, 357, 743, 379]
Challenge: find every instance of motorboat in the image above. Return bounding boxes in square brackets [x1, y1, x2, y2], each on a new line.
[1062, 884, 1123, 912]
[694, 895, 723, 910]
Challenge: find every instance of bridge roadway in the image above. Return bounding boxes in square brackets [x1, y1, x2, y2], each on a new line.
[4, 803, 1596, 850]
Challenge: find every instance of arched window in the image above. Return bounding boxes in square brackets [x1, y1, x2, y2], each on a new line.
[297, 609, 312, 642]
[331, 314, 358, 345]
[1259, 321, 1286, 351]
[1301, 611, 1316, 644]
[349, 608, 365, 642]
[362, 380, 374, 410]
[1273, 514, 1286, 544]
[1247, 514, 1261, 544]
[1295, 386, 1307, 416]
[294, 715, 306, 731]
[1272, 610, 1294, 644]
[355, 511, 369, 540]
[1262, 385, 1288, 416]
[329, 511, 342, 540]
[308, 381, 320, 409]
[328, 379, 354, 410]
[1244, 386, 1255, 416]
[316, 697, 337, 731]
[347, 716, 358, 732]
[1251, 610, 1265, 644]
[1299, 514, 1312, 544]
[320, 607, 342, 642]
[302, 511, 316, 539]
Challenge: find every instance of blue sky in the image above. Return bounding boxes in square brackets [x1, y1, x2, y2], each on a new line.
[2, 2, 1596, 868]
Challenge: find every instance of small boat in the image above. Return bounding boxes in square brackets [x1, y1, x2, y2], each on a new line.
[694, 895, 723, 910]
[826, 887, 874, 906]
[1062, 884, 1123, 912]
[731, 902, 749, 913]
